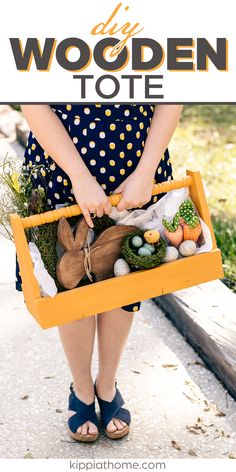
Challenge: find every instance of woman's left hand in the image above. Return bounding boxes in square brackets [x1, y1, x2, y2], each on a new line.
[113, 167, 155, 212]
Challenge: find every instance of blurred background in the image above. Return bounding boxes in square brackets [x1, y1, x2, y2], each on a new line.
[169, 106, 236, 293]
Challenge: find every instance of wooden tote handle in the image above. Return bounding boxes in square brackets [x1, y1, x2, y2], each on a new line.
[21, 175, 193, 230]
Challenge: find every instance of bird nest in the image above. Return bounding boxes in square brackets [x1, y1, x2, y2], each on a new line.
[121, 229, 167, 270]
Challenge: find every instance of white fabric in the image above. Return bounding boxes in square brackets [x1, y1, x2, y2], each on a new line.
[110, 187, 213, 255]
[29, 242, 58, 298]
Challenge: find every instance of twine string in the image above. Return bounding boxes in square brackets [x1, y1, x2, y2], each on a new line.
[83, 238, 100, 282]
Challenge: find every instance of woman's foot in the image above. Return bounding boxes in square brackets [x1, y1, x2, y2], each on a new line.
[95, 377, 128, 434]
[68, 382, 98, 436]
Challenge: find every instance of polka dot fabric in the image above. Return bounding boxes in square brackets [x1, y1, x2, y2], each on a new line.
[17, 104, 173, 313]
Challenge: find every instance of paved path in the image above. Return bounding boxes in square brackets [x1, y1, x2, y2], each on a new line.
[1, 235, 236, 459]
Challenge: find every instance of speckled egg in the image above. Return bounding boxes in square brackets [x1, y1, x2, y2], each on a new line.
[163, 246, 179, 262]
[138, 247, 152, 256]
[143, 243, 156, 254]
[114, 258, 131, 276]
[179, 240, 197, 257]
[131, 236, 143, 248]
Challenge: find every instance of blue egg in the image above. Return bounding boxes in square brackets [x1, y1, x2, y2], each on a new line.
[132, 236, 143, 248]
[143, 243, 155, 254]
[138, 247, 152, 256]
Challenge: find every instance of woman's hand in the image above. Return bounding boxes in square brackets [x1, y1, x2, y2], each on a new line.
[113, 167, 155, 212]
[71, 174, 112, 228]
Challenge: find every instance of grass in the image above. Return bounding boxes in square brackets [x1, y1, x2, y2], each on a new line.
[169, 105, 236, 292]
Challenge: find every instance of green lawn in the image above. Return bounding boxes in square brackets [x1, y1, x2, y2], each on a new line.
[169, 105, 236, 292]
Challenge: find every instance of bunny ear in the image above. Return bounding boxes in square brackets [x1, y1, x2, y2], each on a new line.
[57, 217, 75, 251]
[74, 216, 89, 251]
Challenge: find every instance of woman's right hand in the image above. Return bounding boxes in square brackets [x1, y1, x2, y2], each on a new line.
[70, 173, 112, 228]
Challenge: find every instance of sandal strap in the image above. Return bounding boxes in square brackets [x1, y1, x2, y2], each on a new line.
[95, 381, 131, 429]
[68, 383, 99, 433]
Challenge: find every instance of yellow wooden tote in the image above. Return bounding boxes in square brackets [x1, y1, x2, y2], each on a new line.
[10, 169, 224, 329]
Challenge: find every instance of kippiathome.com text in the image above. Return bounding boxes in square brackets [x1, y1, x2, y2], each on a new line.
[69, 460, 166, 470]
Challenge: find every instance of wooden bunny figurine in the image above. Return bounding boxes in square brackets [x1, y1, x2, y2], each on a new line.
[56, 216, 138, 289]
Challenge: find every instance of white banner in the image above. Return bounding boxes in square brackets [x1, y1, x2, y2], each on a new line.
[0, 0, 235, 102]
[1, 458, 236, 471]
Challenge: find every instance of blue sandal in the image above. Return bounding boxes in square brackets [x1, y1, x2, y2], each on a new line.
[67, 382, 99, 442]
[94, 379, 131, 439]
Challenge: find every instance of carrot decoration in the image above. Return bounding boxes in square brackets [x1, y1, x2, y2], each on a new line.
[162, 212, 183, 248]
[179, 199, 202, 242]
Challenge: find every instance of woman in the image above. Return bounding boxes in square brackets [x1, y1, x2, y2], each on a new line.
[19, 103, 183, 442]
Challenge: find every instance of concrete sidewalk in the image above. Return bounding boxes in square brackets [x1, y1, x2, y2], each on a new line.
[0, 236, 236, 459]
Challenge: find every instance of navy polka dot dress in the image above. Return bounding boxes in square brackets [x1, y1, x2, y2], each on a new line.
[16, 104, 173, 313]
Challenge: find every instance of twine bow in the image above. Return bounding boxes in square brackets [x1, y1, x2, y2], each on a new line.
[83, 238, 100, 282]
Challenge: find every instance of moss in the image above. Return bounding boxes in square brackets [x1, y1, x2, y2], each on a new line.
[92, 214, 116, 231]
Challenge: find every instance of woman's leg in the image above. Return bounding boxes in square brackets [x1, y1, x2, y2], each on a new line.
[57, 316, 97, 436]
[96, 307, 135, 433]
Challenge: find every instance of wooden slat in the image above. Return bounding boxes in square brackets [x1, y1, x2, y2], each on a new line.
[34, 249, 223, 328]
[155, 280, 236, 400]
